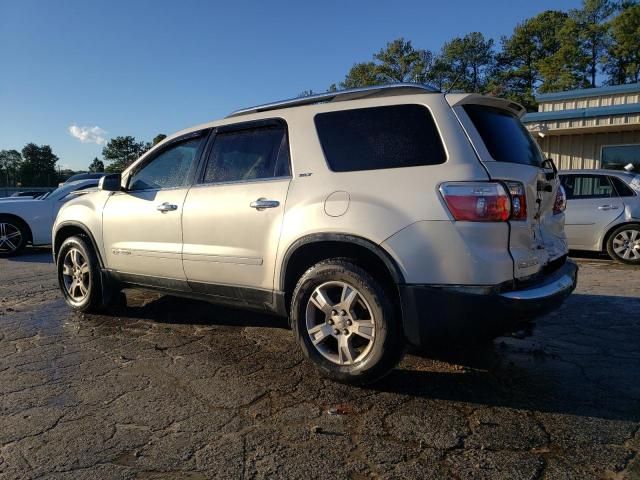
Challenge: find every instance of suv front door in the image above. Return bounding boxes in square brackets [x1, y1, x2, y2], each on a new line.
[102, 132, 206, 288]
[560, 174, 624, 249]
[181, 120, 291, 303]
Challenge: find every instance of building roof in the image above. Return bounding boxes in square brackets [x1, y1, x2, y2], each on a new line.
[522, 102, 640, 123]
[535, 82, 640, 102]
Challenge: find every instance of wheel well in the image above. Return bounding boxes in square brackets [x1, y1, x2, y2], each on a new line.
[0, 214, 33, 243]
[602, 221, 640, 251]
[282, 240, 402, 314]
[54, 224, 103, 267]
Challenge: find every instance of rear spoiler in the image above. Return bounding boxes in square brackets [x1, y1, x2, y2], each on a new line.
[445, 94, 527, 118]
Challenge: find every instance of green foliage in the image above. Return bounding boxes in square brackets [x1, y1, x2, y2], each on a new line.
[102, 136, 148, 173]
[433, 32, 494, 93]
[0, 150, 23, 187]
[603, 3, 640, 83]
[19, 144, 59, 187]
[341, 62, 383, 89]
[88, 157, 104, 173]
[152, 134, 167, 146]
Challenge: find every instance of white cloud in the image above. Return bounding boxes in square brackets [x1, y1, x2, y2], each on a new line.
[68, 124, 107, 145]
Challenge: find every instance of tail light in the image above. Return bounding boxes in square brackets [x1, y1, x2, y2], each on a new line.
[440, 182, 511, 222]
[553, 185, 567, 214]
[505, 181, 527, 221]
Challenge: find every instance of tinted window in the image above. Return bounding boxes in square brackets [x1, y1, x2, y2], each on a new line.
[464, 105, 543, 167]
[561, 174, 613, 199]
[129, 137, 202, 191]
[609, 176, 636, 197]
[202, 125, 290, 184]
[314, 105, 446, 172]
[601, 144, 640, 170]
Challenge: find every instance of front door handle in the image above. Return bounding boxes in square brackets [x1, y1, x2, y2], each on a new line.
[157, 202, 178, 213]
[250, 198, 280, 210]
[598, 205, 619, 211]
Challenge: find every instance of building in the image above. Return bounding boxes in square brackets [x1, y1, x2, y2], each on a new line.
[521, 83, 640, 171]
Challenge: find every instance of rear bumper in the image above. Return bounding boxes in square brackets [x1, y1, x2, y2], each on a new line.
[400, 260, 578, 348]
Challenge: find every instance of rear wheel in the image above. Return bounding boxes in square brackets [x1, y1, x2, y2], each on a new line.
[291, 259, 404, 385]
[57, 236, 103, 312]
[606, 224, 640, 265]
[0, 217, 28, 257]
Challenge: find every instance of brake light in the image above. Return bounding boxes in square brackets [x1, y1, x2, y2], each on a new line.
[440, 182, 511, 222]
[553, 185, 567, 214]
[505, 181, 527, 221]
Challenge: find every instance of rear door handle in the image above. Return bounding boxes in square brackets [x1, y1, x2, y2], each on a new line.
[598, 205, 619, 211]
[157, 202, 178, 212]
[250, 198, 280, 210]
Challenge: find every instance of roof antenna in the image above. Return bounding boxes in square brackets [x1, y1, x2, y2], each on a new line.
[444, 71, 464, 95]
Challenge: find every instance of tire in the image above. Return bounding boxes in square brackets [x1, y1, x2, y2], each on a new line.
[291, 259, 404, 385]
[0, 216, 28, 257]
[57, 236, 103, 312]
[606, 224, 640, 265]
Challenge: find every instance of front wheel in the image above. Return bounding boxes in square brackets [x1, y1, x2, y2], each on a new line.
[606, 224, 640, 265]
[57, 236, 103, 312]
[291, 259, 404, 385]
[0, 217, 28, 257]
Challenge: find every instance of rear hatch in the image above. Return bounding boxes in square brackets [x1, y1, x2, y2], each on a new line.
[447, 94, 568, 280]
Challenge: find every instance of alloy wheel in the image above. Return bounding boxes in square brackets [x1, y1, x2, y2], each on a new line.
[0, 222, 23, 254]
[62, 248, 91, 302]
[305, 281, 376, 366]
[612, 229, 640, 261]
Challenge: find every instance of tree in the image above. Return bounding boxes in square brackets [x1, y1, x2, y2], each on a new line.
[0, 150, 22, 187]
[152, 134, 167, 146]
[102, 136, 147, 173]
[574, 0, 617, 87]
[88, 157, 104, 173]
[435, 32, 494, 93]
[340, 38, 433, 88]
[19, 144, 58, 186]
[603, 3, 640, 84]
[496, 10, 569, 109]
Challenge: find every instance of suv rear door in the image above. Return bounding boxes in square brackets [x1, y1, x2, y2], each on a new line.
[181, 119, 291, 301]
[448, 95, 567, 280]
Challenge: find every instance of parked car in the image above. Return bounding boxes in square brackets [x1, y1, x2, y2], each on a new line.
[0, 179, 99, 256]
[560, 169, 640, 264]
[8, 190, 50, 199]
[52, 84, 577, 384]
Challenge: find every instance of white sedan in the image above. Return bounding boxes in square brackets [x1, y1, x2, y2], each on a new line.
[0, 179, 99, 256]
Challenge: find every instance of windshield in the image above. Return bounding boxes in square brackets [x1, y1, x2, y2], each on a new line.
[464, 105, 544, 167]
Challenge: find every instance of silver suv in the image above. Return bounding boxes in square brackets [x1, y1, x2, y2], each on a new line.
[53, 84, 578, 384]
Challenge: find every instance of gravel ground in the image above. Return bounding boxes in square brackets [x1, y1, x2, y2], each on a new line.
[0, 250, 639, 479]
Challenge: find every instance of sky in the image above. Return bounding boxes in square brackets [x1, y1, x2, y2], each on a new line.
[0, 0, 583, 171]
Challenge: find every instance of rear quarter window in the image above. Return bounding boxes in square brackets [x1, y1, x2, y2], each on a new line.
[464, 105, 543, 167]
[314, 104, 446, 172]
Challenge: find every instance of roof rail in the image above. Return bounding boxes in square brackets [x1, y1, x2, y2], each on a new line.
[226, 83, 440, 118]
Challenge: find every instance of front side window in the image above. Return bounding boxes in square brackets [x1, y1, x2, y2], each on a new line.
[202, 124, 290, 184]
[601, 144, 640, 170]
[129, 137, 202, 191]
[464, 105, 544, 167]
[561, 174, 614, 199]
[314, 104, 446, 172]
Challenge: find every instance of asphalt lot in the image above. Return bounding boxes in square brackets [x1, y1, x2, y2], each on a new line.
[0, 250, 639, 479]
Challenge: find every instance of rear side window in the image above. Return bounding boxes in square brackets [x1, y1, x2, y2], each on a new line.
[561, 174, 614, 199]
[464, 105, 543, 167]
[314, 105, 446, 172]
[609, 176, 636, 197]
[202, 124, 290, 184]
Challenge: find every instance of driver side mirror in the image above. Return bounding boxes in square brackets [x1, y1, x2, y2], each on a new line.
[99, 173, 123, 192]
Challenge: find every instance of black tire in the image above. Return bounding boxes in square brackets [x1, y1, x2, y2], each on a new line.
[291, 259, 404, 385]
[57, 236, 103, 312]
[0, 216, 29, 257]
[606, 224, 640, 265]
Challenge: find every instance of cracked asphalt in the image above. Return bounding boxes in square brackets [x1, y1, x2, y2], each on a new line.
[0, 250, 639, 479]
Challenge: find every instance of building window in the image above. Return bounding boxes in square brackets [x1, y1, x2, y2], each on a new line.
[601, 144, 640, 170]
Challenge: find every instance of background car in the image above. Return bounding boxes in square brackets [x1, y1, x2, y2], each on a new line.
[560, 169, 640, 264]
[0, 179, 99, 257]
[61, 172, 107, 186]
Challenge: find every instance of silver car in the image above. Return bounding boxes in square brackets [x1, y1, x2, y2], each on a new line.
[560, 169, 640, 264]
